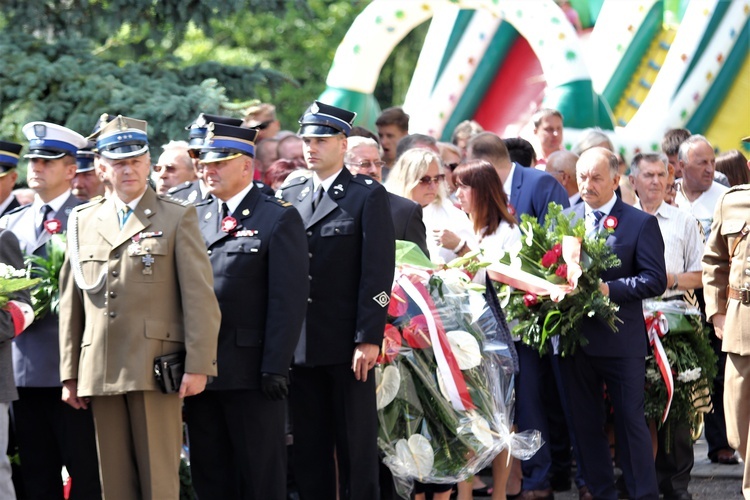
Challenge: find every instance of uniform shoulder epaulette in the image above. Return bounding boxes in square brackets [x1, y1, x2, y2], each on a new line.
[2, 203, 31, 216]
[351, 174, 379, 189]
[195, 198, 213, 207]
[726, 184, 750, 194]
[279, 173, 311, 189]
[266, 197, 293, 208]
[167, 181, 193, 194]
[158, 194, 191, 207]
[77, 196, 106, 210]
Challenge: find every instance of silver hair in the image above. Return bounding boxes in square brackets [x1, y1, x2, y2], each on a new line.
[630, 152, 669, 177]
[677, 134, 712, 163]
[345, 136, 383, 160]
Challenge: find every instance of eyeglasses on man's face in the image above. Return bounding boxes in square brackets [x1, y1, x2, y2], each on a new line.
[444, 162, 459, 172]
[418, 174, 446, 186]
[347, 160, 386, 169]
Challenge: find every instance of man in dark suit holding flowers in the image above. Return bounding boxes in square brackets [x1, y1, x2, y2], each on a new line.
[559, 147, 667, 499]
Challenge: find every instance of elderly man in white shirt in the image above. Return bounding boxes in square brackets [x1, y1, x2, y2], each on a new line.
[630, 152, 703, 500]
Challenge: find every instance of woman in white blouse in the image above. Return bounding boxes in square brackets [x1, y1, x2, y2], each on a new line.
[385, 148, 475, 264]
[436, 159, 521, 500]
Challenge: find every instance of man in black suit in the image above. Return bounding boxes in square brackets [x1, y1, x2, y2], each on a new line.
[345, 135, 429, 257]
[0, 141, 22, 217]
[184, 123, 309, 499]
[278, 101, 395, 500]
[560, 147, 667, 499]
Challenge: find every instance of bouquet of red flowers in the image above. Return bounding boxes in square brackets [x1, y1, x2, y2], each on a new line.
[487, 203, 622, 356]
[376, 243, 541, 496]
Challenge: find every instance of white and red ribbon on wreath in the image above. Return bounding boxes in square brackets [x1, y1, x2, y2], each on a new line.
[396, 274, 476, 412]
[645, 310, 673, 423]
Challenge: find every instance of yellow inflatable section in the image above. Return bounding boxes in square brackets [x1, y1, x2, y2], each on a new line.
[704, 52, 750, 152]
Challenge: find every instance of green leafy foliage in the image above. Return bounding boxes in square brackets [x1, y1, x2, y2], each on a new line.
[24, 235, 67, 319]
[495, 203, 622, 356]
[644, 307, 717, 438]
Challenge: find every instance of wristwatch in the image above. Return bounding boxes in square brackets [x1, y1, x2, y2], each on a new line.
[670, 274, 679, 290]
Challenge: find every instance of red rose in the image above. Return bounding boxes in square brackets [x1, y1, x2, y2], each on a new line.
[555, 264, 568, 278]
[508, 204, 516, 216]
[221, 216, 238, 233]
[603, 216, 618, 231]
[552, 243, 562, 257]
[402, 315, 432, 349]
[388, 285, 409, 318]
[378, 324, 402, 364]
[523, 293, 538, 307]
[44, 219, 62, 234]
[541, 249, 558, 268]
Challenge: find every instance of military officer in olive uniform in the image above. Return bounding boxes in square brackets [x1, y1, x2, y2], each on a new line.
[702, 182, 750, 497]
[169, 113, 273, 204]
[182, 122, 309, 499]
[59, 115, 221, 500]
[278, 101, 395, 500]
[0, 122, 101, 500]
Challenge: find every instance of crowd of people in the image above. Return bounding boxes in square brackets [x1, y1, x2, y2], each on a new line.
[0, 98, 748, 500]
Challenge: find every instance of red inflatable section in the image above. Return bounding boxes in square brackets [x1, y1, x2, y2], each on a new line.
[472, 34, 546, 137]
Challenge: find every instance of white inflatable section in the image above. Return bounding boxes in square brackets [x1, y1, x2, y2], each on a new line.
[587, 0, 658, 93]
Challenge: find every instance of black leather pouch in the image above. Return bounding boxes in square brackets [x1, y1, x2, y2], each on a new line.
[153, 351, 185, 394]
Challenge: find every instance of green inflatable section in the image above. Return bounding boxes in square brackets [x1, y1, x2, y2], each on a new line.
[686, 19, 749, 134]
[439, 22, 519, 141]
[543, 80, 615, 130]
[318, 87, 381, 132]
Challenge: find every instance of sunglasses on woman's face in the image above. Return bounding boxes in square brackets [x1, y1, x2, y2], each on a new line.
[418, 174, 446, 186]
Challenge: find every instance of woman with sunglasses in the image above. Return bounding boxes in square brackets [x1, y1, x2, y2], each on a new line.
[385, 148, 475, 264]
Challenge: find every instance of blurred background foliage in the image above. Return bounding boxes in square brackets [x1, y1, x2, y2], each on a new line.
[0, 0, 426, 183]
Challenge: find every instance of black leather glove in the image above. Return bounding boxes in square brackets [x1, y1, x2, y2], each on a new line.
[261, 372, 289, 400]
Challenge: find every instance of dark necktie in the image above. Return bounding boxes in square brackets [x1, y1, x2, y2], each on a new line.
[589, 210, 604, 237]
[312, 186, 325, 211]
[36, 204, 53, 237]
[221, 202, 230, 220]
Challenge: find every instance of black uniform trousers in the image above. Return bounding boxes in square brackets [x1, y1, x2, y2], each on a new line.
[12, 387, 101, 500]
[291, 364, 379, 500]
[184, 389, 287, 500]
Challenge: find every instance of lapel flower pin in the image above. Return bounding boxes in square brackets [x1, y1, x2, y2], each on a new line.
[44, 219, 62, 234]
[603, 215, 618, 231]
[221, 216, 238, 233]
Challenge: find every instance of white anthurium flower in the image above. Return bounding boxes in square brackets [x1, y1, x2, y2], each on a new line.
[468, 411, 495, 449]
[376, 364, 401, 410]
[440, 268, 472, 294]
[508, 240, 524, 269]
[446, 330, 482, 370]
[394, 434, 434, 480]
[522, 222, 534, 246]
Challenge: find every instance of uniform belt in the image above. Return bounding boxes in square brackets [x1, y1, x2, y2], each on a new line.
[728, 287, 750, 305]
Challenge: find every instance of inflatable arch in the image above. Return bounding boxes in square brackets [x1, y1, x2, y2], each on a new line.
[321, 0, 750, 157]
[322, 0, 613, 137]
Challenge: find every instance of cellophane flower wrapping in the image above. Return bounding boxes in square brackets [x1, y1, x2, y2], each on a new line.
[643, 299, 717, 446]
[377, 242, 542, 497]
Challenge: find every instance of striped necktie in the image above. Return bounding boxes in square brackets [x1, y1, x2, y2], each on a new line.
[120, 206, 132, 229]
